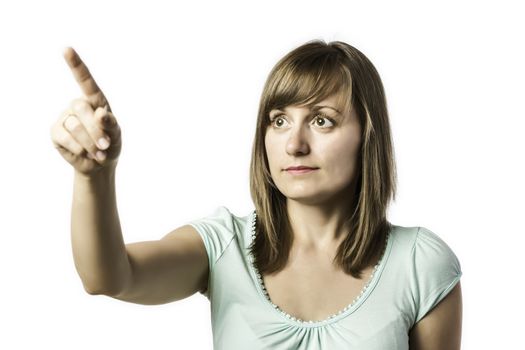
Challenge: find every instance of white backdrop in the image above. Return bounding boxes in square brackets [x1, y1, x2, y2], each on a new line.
[0, 0, 523, 348]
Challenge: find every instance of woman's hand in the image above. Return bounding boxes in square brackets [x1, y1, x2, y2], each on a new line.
[50, 47, 122, 176]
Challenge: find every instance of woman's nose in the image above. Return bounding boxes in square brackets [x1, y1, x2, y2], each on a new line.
[286, 126, 310, 156]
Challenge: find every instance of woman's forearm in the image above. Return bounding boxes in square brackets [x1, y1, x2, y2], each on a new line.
[70, 166, 131, 295]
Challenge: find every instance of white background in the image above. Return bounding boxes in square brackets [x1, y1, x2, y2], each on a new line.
[1, 0, 523, 348]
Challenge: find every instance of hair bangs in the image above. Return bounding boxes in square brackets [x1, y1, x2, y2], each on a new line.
[265, 53, 353, 118]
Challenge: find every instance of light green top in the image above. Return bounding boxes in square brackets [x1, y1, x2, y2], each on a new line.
[188, 206, 462, 350]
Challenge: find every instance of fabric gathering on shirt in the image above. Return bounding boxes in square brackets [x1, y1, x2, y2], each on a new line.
[187, 206, 462, 350]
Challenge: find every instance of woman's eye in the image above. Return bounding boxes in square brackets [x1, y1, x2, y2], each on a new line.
[270, 115, 288, 128]
[313, 114, 335, 128]
[269, 113, 335, 129]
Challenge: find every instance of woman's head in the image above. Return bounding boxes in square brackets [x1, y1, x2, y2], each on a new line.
[249, 40, 396, 277]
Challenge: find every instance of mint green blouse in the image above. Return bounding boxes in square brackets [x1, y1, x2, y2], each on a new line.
[187, 206, 462, 350]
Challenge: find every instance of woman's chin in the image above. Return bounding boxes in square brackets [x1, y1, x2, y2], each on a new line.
[282, 190, 333, 206]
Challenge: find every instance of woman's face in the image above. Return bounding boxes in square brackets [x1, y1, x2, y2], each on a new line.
[265, 93, 362, 206]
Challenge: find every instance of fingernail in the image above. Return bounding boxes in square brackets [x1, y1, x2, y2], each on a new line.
[98, 137, 110, 149]
[96, 151, 106, 161]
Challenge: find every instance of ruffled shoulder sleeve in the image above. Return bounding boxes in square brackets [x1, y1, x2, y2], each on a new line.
[410, 226, 462, 324]
[186, 206, 236, 276]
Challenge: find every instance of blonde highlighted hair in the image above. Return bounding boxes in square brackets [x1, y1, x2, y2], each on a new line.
[249, 40, 397, 278]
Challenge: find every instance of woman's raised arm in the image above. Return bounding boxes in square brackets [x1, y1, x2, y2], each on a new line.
[50, 48, 209, 304]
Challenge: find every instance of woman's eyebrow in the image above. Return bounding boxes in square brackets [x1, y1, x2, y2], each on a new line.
[312, 105, 341, 115]
[271, 105, 342, 115]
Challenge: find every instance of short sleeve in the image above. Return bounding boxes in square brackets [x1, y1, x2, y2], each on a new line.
[186, 206, 236, 296]
[411, 226, 462, 324]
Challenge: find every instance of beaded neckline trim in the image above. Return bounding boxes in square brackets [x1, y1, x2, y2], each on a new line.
[248, 210, 391, 326]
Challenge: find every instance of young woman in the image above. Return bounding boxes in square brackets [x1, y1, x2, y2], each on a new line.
[50, 40, 462, 349]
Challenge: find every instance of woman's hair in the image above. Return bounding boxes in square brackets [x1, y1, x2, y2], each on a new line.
[249, 40, 397, 278]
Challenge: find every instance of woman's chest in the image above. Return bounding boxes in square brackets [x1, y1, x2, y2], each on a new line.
[261, 257, 376, 322]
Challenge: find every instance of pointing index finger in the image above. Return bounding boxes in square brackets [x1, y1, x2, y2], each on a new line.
[63, 47, 110, 110]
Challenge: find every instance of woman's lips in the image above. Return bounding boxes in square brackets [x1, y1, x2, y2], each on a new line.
[284, 166, 318, 175]
[285, 166, 318, 170]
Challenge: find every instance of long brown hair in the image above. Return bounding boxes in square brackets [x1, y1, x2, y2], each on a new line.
[249, 40, 397, 279]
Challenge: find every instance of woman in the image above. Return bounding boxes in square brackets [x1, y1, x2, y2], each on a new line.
[50, 40, 462, 349]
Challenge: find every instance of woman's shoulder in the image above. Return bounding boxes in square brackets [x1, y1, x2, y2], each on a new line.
[390, 224, 457, 256]
[389, 223, 462, 283]
[187, 205, 254, 241]
[185, 206, 254, 270]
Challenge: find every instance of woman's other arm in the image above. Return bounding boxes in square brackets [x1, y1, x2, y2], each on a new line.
[408, 282, 463, 349]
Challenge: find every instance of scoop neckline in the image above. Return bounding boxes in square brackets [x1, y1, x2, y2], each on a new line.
[246, 210, 394, 328]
